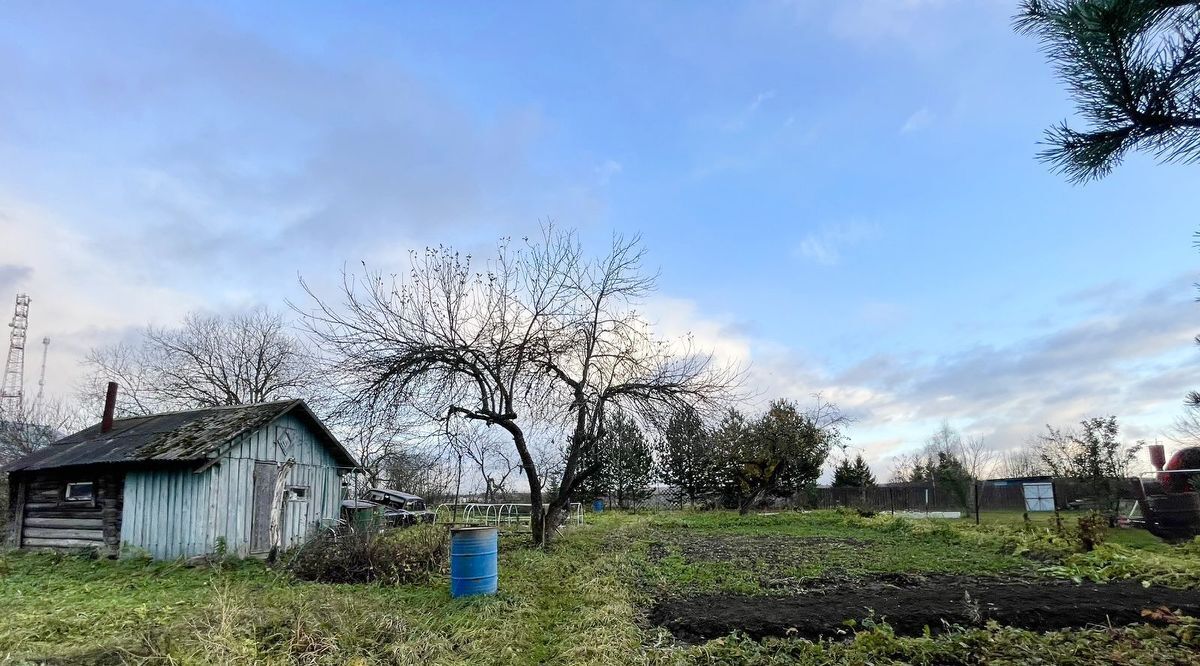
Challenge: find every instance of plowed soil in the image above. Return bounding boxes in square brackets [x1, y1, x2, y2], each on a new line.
[650, 575, 1200, 642]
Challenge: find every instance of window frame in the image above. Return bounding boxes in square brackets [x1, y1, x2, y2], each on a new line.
[63, 481, 95, 504]
[285, 485, 310, 502]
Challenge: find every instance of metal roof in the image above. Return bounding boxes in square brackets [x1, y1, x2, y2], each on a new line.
[2, 399, 358, 472]
[367, 487, 425, 502]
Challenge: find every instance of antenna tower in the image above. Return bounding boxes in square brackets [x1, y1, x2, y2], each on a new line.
[35, 337, 50, 405]
[1, 293, 32, 411]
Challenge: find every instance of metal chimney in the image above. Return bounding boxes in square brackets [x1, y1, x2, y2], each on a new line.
[101, 381, 118, 434]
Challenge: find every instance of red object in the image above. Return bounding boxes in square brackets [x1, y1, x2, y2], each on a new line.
[1160, 447, 1200, 493]
[100, 381, 118, 434]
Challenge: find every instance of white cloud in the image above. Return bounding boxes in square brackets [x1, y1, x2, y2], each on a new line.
[595, 160, 623, 185]
[647, 274, 1197, 482]
[748, 90, 777, 112]
[900, 107, 933, 134]
[0, 194, 200, 403]
[796, 220, 881, 265]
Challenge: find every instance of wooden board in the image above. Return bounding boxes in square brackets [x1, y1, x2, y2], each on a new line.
[21, 537, 106, 548]
[24, 517, 104, 529]
[22, 528, 105, 540]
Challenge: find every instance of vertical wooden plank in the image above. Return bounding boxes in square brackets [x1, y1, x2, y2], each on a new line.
[9, 476, 27, 548]
[119, 473, 134, 554]
[213, 463, 225, 553]
[125, 473, 138, 554]
[182, 471, 193, 556]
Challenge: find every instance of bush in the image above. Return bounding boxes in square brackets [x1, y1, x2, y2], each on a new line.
[284, 524, 447, 585]
[1076, 510, 1109, 552]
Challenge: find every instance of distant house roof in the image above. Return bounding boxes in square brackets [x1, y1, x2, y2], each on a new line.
[2, 399, 357, 472]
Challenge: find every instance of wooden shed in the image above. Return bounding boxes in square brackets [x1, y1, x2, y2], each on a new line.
[3, 397, 356, 559]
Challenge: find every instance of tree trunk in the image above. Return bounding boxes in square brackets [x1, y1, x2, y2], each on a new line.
[738, 487, 765, 516]
[499, 421, 548, 546]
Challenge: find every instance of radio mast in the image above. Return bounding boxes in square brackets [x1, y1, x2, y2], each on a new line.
[34, 337, 50, 405]
[1, 293, 32, 412]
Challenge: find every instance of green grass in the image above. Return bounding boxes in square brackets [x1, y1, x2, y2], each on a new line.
[631, 510, 1031, 596]
[1, 510, 1198, 665]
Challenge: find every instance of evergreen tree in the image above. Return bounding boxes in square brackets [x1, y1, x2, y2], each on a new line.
[575, 437, 611, 504]
[832, 453, 877, 488]
[576, 410, 655, 508]
[655, 406, 719, 506]
[606, 411, 654, 508]
[1016, 1, 1200, 182]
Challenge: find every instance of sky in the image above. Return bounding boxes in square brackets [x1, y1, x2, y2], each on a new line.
[1, 0, 1196, 480]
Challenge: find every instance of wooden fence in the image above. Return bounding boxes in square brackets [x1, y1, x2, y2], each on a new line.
[804, 478, 1144, 514]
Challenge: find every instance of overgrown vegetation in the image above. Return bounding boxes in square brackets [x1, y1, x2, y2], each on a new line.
[3, 510, 1199, 664]
[284, 524, 447, 585]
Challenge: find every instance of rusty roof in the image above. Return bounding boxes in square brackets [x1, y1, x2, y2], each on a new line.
[2, 399, 357, 472]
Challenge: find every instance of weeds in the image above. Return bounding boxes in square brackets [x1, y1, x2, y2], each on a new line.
[284, 524, 447, 585]
[2, 511, 1199, 664]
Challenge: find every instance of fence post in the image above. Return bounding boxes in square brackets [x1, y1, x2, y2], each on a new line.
[974, 481, 981, 525]
[888, 486, 894, 516]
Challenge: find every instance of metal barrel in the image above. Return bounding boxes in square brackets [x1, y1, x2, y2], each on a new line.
[449, 526, 498, 597]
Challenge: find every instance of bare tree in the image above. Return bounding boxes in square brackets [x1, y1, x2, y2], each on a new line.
[456, 428, 522, 503]
[999, 439, 1050, 478]
[1170, 403, 1200, 446]
[80, 307, 319, 415]
[958, 434, 998, 480]
[1, 397, 84, 532]
[300, 228, 739, 544]
[0, 397, 82, 466]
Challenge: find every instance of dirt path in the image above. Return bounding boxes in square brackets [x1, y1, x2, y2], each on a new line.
[650, 575, 1200, 642]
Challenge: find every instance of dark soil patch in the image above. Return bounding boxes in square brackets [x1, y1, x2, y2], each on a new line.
[650, 575, 1200, 642]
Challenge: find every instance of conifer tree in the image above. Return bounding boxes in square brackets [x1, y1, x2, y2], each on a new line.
[1017, 1, 1200, 181]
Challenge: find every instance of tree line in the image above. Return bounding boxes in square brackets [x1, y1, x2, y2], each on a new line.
[577, 397, 850, 515]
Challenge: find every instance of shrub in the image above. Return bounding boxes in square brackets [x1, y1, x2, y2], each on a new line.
[1076, 510, 1109, 552]
[284, 524, 447, 585]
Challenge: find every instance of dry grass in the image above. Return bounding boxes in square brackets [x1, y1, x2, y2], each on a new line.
[1, 511, 1198, 665]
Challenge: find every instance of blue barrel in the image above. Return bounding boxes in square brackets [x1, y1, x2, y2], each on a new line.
[450, 526, 498, 597]
[593, 499, 605, 513]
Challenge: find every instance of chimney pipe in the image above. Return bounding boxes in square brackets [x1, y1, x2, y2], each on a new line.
[1149, 443, 1166, 471]
[101, 381, 118, 434]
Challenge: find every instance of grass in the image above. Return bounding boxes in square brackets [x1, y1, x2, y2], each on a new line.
[1, 510, 1198, 664]
[631, 510, 1030, 596]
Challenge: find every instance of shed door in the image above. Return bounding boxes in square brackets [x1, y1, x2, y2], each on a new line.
[250, 462, 277, 553]
[1022, 482, 1055, 512]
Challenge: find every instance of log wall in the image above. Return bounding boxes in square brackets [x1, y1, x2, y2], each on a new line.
[11, 469, 124, 555]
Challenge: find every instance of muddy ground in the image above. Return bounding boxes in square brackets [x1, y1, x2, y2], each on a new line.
[650, 574, 1200, 642]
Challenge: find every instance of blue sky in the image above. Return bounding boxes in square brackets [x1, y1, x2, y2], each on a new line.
[1, 1, 1196, 477]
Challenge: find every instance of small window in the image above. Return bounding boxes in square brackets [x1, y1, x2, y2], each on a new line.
[64, 482, 94, 502]
[286, 486, 309, 501]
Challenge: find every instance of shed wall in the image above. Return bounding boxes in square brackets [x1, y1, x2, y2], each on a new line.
[120, 413, 345, 558]
[9, 469, 123, 554]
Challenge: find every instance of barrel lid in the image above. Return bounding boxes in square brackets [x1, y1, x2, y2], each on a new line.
[449, 525, 499, 533]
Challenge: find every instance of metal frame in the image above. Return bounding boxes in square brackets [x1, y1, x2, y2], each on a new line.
[433, 502, 584, 530]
